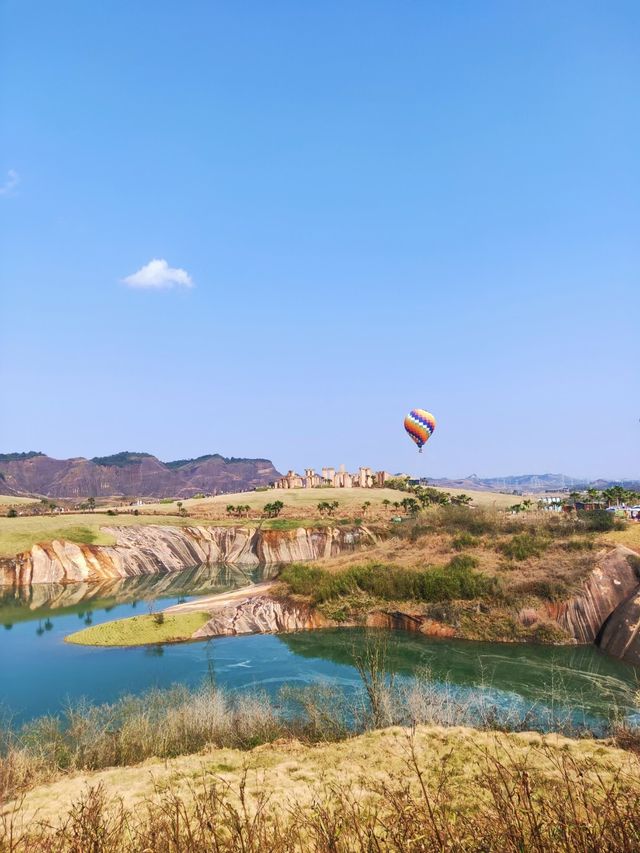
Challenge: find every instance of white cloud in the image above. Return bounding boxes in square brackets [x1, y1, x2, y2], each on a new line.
[0, 169, 20, 196]
[121, 258, 194, 290]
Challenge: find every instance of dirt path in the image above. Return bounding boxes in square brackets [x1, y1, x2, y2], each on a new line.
[164, 580, 276, 614]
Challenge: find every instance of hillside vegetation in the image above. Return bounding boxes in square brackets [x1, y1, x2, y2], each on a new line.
[277, 505, 630, 641]
[122, 485, 518, 517]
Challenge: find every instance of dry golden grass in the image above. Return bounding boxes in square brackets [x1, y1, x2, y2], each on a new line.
[7, 725, 634, 831]
[603, 523, 640, 551]
[114, 486, 519, 520]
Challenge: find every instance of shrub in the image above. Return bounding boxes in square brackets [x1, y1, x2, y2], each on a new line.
[279, 564, 326, 598]
[627, 554, 640, 579]
[499, 533, 548, 561]
[397, 506, 501, 540]
[452, 532, 479, 550]
[577, 509, 624, 532]
[281, 558, 494, 605]
[561, 538, 594, 552]
[512, 578, 570, 602]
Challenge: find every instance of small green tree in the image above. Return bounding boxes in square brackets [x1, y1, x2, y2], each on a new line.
[7, 507, 17, 518]
[87, 497, 96, 511]
[263, 500, 284, 518]
[400, 497, 420, 515]
[318, 500, 339, 517]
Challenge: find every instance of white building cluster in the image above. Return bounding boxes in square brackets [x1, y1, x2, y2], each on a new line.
[274, 464, 388, 490]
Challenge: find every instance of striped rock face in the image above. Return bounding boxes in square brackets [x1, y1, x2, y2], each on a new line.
[598, 584, 640, 666]
[546, 546, 640, 645]
[0, 525, 379, 586]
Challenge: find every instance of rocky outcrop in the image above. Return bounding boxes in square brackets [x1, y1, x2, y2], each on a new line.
[0, 525, 378, 586]
[194, 543, 637, 648]
[365, 610, 457, 638]
[545, 546, 640, 643]
[193, 595, 329, 638]
[598, 589, 640, 665]
[190, 599, 456, 641]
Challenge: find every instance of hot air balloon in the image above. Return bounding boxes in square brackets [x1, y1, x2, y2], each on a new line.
[404, 409, 436, 452]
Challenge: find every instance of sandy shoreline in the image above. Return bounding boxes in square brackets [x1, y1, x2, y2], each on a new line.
[164, 580, 276, 614]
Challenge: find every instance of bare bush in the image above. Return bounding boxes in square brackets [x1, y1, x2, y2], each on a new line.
[3, 737, 640, 852]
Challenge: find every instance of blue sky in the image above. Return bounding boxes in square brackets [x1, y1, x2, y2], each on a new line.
[1, 1, 638, 480]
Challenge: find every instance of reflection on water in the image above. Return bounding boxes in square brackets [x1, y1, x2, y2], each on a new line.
[281, 630, 639, 721]
[0, 563, 267, 628]
[0, 568, 638, 727]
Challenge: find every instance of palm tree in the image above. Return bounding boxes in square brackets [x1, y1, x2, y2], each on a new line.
[400, 497, 420, 515]
[611, 486, 626, 506]
[451, 493, 472, 506]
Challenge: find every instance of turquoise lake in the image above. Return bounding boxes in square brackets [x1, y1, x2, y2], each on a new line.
[0, 566, 638, 729]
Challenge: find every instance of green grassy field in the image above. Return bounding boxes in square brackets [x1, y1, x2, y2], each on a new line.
[0, 494, 39, 506]
[0, 513, 215, 557]
[65, 611, 210, 646]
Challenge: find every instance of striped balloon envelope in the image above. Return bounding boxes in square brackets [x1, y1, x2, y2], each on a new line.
[404, 409, 436, 452]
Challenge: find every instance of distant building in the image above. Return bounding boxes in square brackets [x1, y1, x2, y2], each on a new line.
[274, 465, 389, 490]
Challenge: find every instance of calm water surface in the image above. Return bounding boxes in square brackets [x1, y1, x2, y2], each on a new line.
[0, 566, 637, 727]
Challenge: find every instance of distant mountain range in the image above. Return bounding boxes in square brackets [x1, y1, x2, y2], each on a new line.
[429, 473, 640, 493]
[1, 453, 636, 500]
[0, 452, 281, 499]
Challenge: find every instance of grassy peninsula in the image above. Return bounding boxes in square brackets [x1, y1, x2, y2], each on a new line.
[65, 611, 210, 646]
